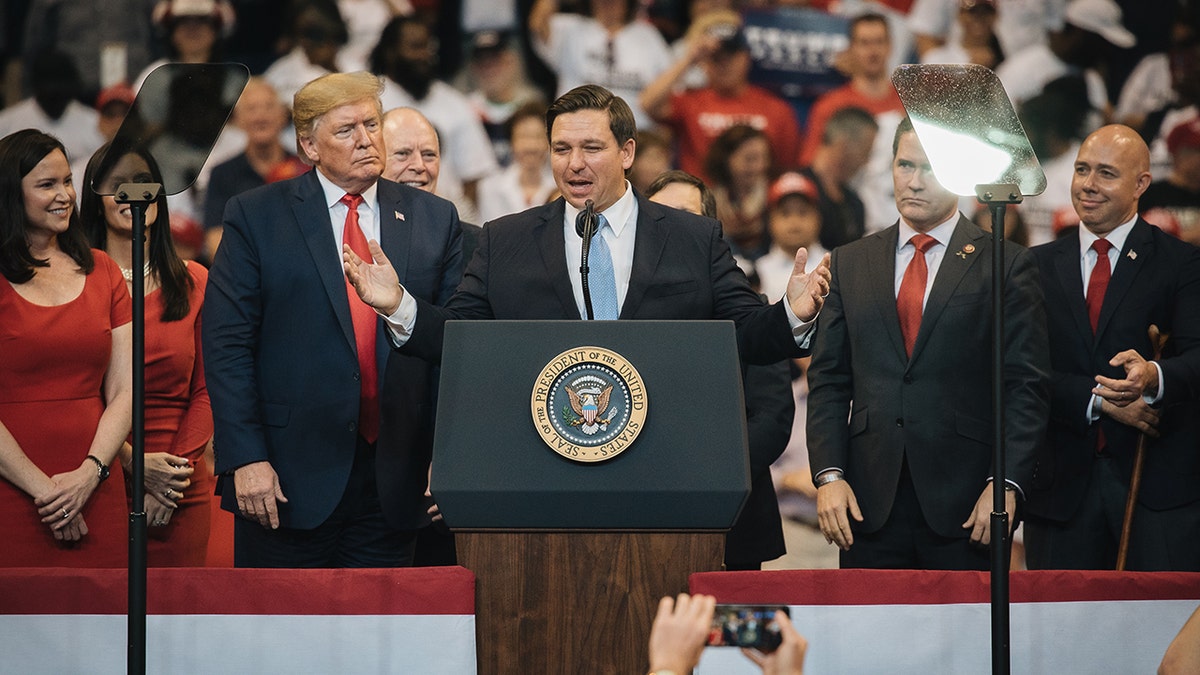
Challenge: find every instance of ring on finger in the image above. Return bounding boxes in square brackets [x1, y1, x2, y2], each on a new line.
[61, 508, 70, 519]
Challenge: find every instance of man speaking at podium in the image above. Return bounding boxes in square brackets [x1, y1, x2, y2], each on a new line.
[344, 84, 831, 365]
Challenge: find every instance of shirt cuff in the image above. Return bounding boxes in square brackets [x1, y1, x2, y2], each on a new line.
[1145, 361, 1165, 405]
[988, 477, 1025, 501]
[783, 299, 818, 347]
[381, 286, 417, 346]
[1086, 392, 1103, 423]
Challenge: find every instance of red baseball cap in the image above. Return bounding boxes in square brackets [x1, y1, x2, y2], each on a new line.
[769, 172, 819, 208]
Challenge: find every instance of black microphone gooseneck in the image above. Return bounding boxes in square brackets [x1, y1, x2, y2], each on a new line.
[576, 199, 598, 320]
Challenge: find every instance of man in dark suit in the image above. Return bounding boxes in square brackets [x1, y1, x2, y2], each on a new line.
[345, 84, 830, 365]
[344, 86, 830, 566]
[1025, 124, 1200, 571]
[203, 72, 464, 567]
[806, 116, 1051, 570]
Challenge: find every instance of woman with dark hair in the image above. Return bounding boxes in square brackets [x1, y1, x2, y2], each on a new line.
[704, 124, 774, 270]
[0, 129, 132, 567]
[82, 142, 212, 567]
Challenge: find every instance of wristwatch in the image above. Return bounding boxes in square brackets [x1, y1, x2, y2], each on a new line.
[85, 455, 110, 482]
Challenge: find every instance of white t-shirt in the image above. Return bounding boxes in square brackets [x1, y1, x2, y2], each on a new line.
[995, 44, 1108, 128]
[1018, 141, 1079, 247]
[532, 13, 672, 129]
[0, 98, 103, 190]
[756, 244, 827, 304]
[908, 0, 1066, 59]
[380, 78, 500, 184]
[476, 163, 558, 224]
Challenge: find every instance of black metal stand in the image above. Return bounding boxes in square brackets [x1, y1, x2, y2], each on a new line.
[576, 200, 598, 320]
[976, 183, 1023, 675]
[116, 182, 161, 675]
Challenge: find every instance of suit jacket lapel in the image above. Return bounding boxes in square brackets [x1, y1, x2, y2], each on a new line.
[1054, 235, 1093, 343]
[622, 195, 669, 319]
[910, 216, 985, 362]
[534, 199, 581, 319]
[1096, 218, 1152, 341]
[868, 226, 907, 364]
[295, 173, 357, 353]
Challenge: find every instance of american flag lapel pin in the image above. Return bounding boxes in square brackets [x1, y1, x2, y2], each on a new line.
[1127, 249, 1137, 260]
[394, 210, 405, 221]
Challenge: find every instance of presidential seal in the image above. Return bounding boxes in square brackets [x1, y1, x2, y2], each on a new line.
[531, 346, 648, 462]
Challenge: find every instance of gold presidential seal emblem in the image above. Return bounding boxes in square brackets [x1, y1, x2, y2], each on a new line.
[531, 346, 648, 462]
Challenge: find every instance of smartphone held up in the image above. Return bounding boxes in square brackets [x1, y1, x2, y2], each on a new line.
[708, 604, 790, 653]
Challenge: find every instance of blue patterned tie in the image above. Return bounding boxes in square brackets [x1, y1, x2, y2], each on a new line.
[589, 214, 619, 320]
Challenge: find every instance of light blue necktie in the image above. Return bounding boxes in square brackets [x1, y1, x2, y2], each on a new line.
[589, 214, 619, 320]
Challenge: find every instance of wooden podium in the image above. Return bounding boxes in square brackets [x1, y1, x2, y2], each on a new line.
[458, 531, 724, 674]
[433, 322, 751, 674]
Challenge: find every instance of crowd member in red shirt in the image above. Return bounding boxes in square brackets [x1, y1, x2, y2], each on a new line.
[640, 13, 800, 180]
[798, 13, 903, 166]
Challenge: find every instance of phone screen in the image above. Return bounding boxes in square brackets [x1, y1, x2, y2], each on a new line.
[708, 604, 790, 653]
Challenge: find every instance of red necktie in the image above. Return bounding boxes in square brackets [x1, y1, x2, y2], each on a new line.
[1086, 238, 1113, 333]
[340, 193, 379, 443]
[897, 233, 938, 358]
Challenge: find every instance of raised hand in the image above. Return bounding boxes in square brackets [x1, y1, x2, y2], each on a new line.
[785, 248, 832, 323]
[344, 240, 404, 315]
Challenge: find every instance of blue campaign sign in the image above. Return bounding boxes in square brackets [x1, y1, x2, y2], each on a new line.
[743, 7, 850, 123]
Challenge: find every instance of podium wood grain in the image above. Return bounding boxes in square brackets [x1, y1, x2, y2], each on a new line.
[457, 531, 725, 675]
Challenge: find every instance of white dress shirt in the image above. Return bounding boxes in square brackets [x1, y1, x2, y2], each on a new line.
[1077, 216, 1165, 421]
[894, 212, 959, 305]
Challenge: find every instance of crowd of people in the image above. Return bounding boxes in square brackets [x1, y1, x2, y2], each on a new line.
[0, 0, 1198, 582]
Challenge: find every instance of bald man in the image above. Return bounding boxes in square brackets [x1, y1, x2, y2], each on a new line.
[382, 107, 481, 264]
[1025, 125, 1200, 571]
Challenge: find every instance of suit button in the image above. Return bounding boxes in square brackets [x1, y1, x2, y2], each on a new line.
[349, 421, 358, 432]
[353, 372, 361, 382]
[895, 418, 904, 427]
[903, 374, 913, 384]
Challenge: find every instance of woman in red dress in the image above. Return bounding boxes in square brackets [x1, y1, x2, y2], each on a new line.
[0, 130, 133, 567]
[82, 142, 213, 567]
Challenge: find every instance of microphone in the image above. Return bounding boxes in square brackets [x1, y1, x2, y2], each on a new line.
[576, 199, 597, 320]
[575, 198, 597, 239]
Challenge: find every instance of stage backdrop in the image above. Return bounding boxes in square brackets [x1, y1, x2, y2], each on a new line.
[0, 566, 476, 674]
[691, 569, 1200, 673]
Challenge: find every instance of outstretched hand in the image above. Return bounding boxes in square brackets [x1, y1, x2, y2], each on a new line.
[785, 248, 832, 323]
[344, 240, 403, 316]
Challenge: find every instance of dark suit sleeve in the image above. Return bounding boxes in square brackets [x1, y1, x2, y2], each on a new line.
[435, 206, 465, 306]
[744, 361, 795, 474]
[704, 221, 808, 364]
[202, 195, 269, 474]
[1002, 245, 1052, 491]
[805, 246, 852, 475]
[1157, 245, 1200, 406]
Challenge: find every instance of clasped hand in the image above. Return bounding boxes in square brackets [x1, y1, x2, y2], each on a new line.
[1094, 349, 1159, 407]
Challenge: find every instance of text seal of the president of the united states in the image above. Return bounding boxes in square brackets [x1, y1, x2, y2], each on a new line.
[531, 346, 648, 462]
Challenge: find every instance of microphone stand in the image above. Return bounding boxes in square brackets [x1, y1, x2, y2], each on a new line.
[116, 182, 161, 675]
[576, 199, 598, 320]
[976, 182, 1022, 675]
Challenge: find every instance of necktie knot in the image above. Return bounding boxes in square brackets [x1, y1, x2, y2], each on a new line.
[1091, 238, 1113, 256]
[340, 193, 364, 210]
[910, 233, 937, 254]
